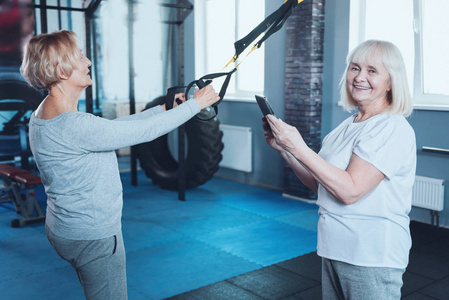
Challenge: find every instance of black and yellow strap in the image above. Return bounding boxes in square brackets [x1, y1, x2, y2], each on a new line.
[184, 68, 237, 120]
[169, 0, 304, 119]
[225, 0, 304, 68]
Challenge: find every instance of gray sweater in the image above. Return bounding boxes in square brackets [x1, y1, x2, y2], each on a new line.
[29, 99, 200, 240]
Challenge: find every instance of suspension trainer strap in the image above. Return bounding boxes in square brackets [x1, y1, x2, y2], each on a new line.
[185, 68, 237, 117]
[225, 0, 304, 68]
[197, 68, 237, 102]
[168, 0, 304, 119]
[166, 86, 186, 110]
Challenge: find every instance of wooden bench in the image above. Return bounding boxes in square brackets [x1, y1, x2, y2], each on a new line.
[0, 164, 45, 227]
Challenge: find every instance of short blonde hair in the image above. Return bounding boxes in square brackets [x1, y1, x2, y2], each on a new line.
[340, 40, 413, 117]
[20, 30, 80, 90]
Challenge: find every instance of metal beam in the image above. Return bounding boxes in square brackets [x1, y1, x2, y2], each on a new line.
[83, 0, 103, 114]
[128, 0, 138, 186]
[39, 0, 48, 33]
[32, 4, 85, 12]
[84, 16, 93, 114]
[160, 0, 193, 25]
[84, 0, 103, 17]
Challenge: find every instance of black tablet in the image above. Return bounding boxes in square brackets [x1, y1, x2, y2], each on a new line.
[255, 95, 275, 116]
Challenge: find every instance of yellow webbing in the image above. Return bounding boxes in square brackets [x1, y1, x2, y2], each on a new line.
[224, 0, 305, 70]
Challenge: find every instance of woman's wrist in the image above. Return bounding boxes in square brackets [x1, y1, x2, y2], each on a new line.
[280, 149, 291, 159]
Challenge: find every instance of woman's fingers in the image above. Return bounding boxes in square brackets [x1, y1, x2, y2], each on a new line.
[172, 93, 186, 107]
[175, 93, 186, 102]
[193, 86, 220, 109]
[267, 115, 292, 143]
[262, 117, 271, 131]
[266, 115, 281, 134]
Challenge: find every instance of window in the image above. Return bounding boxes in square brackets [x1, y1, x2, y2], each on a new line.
[419, 1, 449, 98]
[95, 0, 129, 102]
[95, 0, 163, 103]
[195, 0, 265, 101]
[349, 0, 449, 110]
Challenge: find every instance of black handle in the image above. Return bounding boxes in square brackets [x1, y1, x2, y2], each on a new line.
[166, 86, 186, 110]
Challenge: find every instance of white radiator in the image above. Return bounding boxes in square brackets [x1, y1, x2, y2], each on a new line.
[412, 175, 445, 211]
[219, 124, 252, 172]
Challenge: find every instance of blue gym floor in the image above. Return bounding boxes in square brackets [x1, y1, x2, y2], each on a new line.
[0, 170, 319, 299]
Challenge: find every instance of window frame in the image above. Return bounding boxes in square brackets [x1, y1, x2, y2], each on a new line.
[412, 0, 449, 111]
[349, 0, 449, 111]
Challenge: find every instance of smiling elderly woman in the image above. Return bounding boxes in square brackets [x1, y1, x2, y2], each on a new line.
[262, 40, 416, 300]
[21, 30, 219, 300]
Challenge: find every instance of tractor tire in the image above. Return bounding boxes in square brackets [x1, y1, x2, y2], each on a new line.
[136, 97, 224, 190]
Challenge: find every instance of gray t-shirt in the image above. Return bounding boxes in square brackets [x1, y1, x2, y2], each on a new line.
[29, 99, 200, 240]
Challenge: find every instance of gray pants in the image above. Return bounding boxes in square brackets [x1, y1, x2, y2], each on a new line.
[322, 258, 404, 300]
[46, 225, 127, 300]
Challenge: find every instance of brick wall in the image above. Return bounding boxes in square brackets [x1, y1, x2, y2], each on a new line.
[283, 0, 325, 200]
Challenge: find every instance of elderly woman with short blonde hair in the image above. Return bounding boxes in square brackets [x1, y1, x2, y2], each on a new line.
[21, 30, 219, 300]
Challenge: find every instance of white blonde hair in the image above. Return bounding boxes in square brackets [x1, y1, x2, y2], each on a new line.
[20, 30, 81, 90]
[339, 40, 413, 117]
